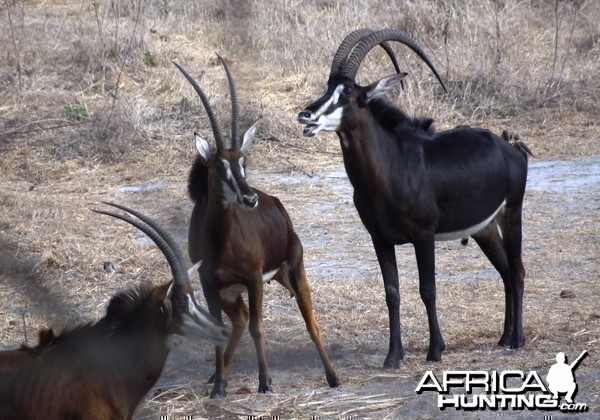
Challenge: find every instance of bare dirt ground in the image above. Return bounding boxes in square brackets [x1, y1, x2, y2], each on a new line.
[1, 116, 598, 419]
[1, 1, 599, 418]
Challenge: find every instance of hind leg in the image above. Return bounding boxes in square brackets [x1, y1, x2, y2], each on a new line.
[288, 260, 340, 387]
[501, 205, 526, 348]
[472, 222, 515, 347]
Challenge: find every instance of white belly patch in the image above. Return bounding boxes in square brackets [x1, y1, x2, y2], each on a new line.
[434, 200, 505, 242]
[219, 284, 247, 303]
[263, 268, 279, 283]
[219, 267, 281, 303]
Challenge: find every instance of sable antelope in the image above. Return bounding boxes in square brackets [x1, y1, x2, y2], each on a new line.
[173, 55, 340, 397]
[298, 29, 528, 365]
[0, 203, 229, 419]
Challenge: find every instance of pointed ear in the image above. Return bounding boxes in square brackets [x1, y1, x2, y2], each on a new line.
[187, 260, 202, 280]
[241, 119, 260, 153]
[194, 132, 212, 161]
[365, 72, 408, 102]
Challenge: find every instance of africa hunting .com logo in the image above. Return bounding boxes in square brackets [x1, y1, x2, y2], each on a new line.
[415, 350, 589, 413]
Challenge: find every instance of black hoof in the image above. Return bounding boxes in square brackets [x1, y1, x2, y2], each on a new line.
[327, 373, 342, 388]
[383, 352, 403, 369]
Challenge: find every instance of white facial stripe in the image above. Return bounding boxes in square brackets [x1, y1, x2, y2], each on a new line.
[323, 106, 343, 129]
[177, 292, 228, 345]
[222, 159, 232, 180]
[183, 295, 216, 332]
[182, 295, 202, 331]
[239, 157, 245, 178]
[315, 84, 344, 117]
[331, 84, 343, 105]
[435, 200, 506, 241]
[220, 158, 245, 205]
[186, 294, 196, 317]
[222, 182, 238, 205]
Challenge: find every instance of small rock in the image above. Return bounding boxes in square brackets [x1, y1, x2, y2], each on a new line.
[560, 289, 575, 298]
[103, 261, 117, 273]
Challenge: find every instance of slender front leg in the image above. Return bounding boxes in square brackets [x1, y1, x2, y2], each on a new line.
[372, 239, 404, 368]
[200, 273, 228, 398]
[413, 237, 445, 362]
[220, 295, 249, 378]
[246, 280, 273, 393]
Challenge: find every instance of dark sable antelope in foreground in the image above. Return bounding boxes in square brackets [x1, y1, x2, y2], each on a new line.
[0, 203, 229, 419]
[172, 55, 340, 397]
[298, 29, 529, 366]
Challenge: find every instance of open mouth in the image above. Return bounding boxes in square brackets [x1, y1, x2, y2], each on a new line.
[301, 123, 319, 137]
[298, 112, 321, 137]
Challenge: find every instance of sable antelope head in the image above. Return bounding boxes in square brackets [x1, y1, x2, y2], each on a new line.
[173, 56, 259, 210]
[93, 202, 230, 344]
[298, 28, 447, 137]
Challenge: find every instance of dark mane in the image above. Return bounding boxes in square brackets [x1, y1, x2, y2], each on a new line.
[27, 285, 155, 350]
[369, 99, 435, 134]
[105, 284, 155, 327]
[188, 156, 209, 202]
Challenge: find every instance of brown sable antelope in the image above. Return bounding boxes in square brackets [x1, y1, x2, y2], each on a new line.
[0, 203, 229, 419]
[172, 55, 340, 397]
[298, 29, 529, 366]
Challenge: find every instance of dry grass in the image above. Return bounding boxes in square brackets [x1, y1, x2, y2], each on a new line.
[1, 0, 599, 418]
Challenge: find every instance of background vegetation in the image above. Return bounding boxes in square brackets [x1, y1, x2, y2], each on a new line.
[1, 0, 598, 167]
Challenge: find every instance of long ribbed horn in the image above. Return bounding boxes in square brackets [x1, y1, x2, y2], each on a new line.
[330, 28, 402, 76]
[216, 54, 240, 149]
[92, 203, 189, 286]
[172, 61, 226, 150]
[343, 29, 447, 92]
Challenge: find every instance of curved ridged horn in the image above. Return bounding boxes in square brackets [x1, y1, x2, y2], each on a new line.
[330, 28, 402, 76]
[216, 54, 240, 149]
[172, 61, 226, 150]
[343, 29, 447, 92]
[92, 202, 189, 286]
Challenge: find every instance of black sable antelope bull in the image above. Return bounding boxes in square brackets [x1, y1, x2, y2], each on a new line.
[298, 29, 528, 366]
[0, 203, 229, 419]
[172, 55, 340, 397]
